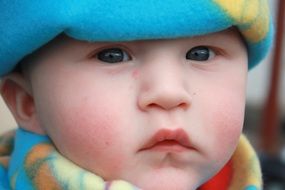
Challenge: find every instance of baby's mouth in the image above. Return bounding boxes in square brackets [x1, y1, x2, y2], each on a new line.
[140, 128, 195, 152]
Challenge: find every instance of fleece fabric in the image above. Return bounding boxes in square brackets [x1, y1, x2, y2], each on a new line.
[0, 129, 262, 190]
[0, 0, 273, 76]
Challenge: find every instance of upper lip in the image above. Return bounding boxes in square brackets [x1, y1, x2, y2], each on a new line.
[140, 128, 193, 151]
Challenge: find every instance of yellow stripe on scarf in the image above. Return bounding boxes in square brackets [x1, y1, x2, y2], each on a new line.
[229, 135, 262, 190]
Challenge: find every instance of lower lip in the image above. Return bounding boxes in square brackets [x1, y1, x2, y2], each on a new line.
[146, 141, 191, 152]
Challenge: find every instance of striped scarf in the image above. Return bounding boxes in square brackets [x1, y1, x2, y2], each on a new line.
[1, 128, 262, 190]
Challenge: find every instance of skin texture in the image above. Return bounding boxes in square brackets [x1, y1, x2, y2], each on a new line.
[1, 28, 248, 190]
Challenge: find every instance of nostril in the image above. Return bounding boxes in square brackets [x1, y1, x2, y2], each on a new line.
[148, 103, 157, 108]
[178, 102, 189, 110]
[146, 101, 189, 110]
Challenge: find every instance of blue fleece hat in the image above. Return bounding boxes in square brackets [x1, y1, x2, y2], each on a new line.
[0, 0, 273, 76]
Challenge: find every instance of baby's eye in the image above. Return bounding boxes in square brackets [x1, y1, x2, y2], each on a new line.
[96, 48, 131, 63]
[186, 46, 215, 61]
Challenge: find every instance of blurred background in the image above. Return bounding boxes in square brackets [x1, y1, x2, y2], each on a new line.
[0, 1, 284, 189]
[243, 1, 285, 190]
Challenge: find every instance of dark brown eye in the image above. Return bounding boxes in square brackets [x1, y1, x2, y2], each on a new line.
[186, 46, 215, 61]
[97, 48, 131, 63]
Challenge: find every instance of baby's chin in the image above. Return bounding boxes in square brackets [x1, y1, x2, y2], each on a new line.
[122, 167, 206, 190]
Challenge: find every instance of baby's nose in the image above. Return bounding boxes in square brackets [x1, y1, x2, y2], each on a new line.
[138, 88, 190, 111]
[137, 59, 191, 111]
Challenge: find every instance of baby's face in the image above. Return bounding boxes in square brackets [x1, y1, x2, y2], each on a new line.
[28, 29, 247, 190]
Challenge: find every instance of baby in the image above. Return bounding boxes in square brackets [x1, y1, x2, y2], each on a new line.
[0, 1, 273, 190]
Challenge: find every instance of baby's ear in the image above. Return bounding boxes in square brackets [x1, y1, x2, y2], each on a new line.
[0, 73, 45, 134]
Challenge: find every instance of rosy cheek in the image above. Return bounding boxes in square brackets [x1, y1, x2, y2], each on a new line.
[132, 69, 140, 79]
[67, 110, 117, 147]
[51, 103, 128, 178]
[203, 94, 245, 159]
